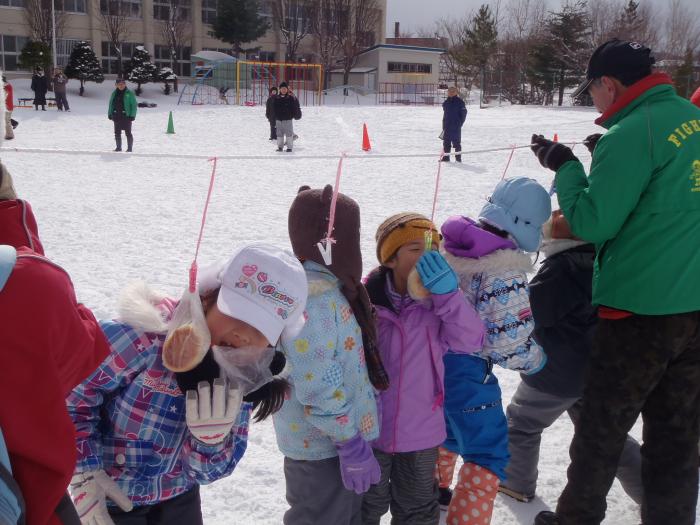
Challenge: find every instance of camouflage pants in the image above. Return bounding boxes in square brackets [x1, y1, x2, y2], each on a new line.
[556, 312, 700, 525]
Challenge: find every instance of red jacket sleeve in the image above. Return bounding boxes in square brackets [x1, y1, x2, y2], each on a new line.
[0, 249, 109, 525]
[4, 84, 13, 111]
[691, 86, 700, 109]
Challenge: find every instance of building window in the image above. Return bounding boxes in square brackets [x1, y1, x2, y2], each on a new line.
[56, 38, 86, 67]
[245, 50, 275, 62]
[201, 0, 216, 24]
[154, 44, 191, 76]
[0, 0, 24, 7]
[0, 35, 30, 71]
[101, 41, 139, 74]
[57, 0, 86, 12]
[387, 62, 432, 74]
[154, 0, 189, 21]
[100, 0, 141, 18]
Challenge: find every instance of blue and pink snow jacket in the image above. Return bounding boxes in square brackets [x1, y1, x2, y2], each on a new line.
[67, 300, 253, 508]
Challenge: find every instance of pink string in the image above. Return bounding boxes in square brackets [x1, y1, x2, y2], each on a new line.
[500, 145, 517, 180]
[189, 157, 218, 292]
[322, 153, 346, 246]
[431, 151, 445, 222]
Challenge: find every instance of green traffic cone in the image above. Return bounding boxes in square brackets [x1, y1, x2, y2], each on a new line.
[166, 111, 175, 134]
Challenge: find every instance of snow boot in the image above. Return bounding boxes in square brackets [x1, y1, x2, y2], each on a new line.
[441, 156, 450, 162]
[114, 136, 122, 152]
[455, 154, 462, 162]
[446, 463, 499, 525]
[438, 487, 453, 510]
[534, 511, 559, 525]
[126, 136, 133, 152]
[498, 485, 534, 503]
[277, 147, 283, 152]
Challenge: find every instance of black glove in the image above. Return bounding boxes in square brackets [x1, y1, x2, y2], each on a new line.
[108, 115, 113, 120]
[583, 133, 602, 154]
[129, 117, 135, 122]
[531, 134, 578, 172]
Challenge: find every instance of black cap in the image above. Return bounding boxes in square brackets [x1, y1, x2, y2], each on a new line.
[115, 77, 126, 84]
[572, 39, 655, 98]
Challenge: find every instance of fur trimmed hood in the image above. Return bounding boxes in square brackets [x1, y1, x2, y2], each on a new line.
[442, 247, 533, 277]
[117, 280, 174, 333]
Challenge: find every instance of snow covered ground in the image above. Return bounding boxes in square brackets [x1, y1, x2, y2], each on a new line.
[2, 79, 686, 524]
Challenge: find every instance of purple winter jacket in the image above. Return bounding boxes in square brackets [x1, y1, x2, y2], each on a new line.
[364, 267, 484, 453]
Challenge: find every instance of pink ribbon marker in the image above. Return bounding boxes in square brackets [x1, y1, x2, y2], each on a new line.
[317, 153, 347, 265]
[189, 157, 218, 292]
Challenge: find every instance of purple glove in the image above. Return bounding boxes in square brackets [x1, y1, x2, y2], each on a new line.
[335, 433, 381, 494]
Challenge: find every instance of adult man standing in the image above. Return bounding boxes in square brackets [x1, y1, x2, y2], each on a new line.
[273, 82, 301, 153]
[441, 87, 467, 162]
[108, 78, 137, 152]
[530, 39, 700, 525]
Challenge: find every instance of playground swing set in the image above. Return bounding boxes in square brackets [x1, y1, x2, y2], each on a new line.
[178, 51, 323, 107]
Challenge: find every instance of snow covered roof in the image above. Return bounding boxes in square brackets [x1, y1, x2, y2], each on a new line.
[191, 50, 236, 63]
[359, 44, 446, 56]
[329, 67, 377, 74]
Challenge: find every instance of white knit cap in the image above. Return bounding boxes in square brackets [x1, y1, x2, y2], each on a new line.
[198, 243, 308, 345]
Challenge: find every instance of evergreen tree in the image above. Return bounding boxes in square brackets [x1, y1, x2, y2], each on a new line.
[19, 40, 51, 72]
[612, 1, 643, 42]
[211, 0, 269, 56]
[64, 41, 104, 96]
[124, 46, 159, 95]
[528, 1, 590, 106]
[461, 5, 498, 70]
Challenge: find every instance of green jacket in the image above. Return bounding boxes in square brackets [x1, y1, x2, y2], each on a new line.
[108, 88, 137, 119]
[556, 74, 700, 315]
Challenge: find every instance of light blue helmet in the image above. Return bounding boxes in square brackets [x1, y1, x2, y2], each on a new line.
[478, 177, 552, 252]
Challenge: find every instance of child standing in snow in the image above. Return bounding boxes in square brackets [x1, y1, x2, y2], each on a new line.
[436, 177, 550, 525]
[67, 244, 308, 524]
[501, 210, 643, 504]
[275, 185, 387, 525]
[265, 86, 277, 140]
[273, 82, 301, 152]
[362, 212, 484, 525]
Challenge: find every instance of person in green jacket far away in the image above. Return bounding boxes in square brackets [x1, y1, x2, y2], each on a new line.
[530, 39, 700, 525]
[108, 78, 137, 152]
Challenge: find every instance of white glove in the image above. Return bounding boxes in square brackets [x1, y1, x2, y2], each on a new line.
[186, 378, 242, 446]
[69, 469, 132, 525]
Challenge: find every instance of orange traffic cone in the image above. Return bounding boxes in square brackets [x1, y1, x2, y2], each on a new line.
[362, 123, 372, 151]
[553, 133, 559, 142]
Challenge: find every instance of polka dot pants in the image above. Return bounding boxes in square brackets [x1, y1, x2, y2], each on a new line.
[446, 462, 499, 525]
[436, 446, 459, 489]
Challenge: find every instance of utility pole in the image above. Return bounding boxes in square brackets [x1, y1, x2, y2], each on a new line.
[51, 0, 58, 70]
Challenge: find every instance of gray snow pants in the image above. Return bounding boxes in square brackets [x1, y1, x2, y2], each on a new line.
[504, 381, 643, 504]
[283, 456, 363, 525]
[276, 119, 294, 150]
[362, 447, 440, 525]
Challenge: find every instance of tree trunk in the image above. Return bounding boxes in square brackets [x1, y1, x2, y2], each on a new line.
[557, 70, 565, 106]
[79, 79, 85, 96]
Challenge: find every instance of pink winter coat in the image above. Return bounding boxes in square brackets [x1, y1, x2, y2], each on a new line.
[365, 267, 484, 453]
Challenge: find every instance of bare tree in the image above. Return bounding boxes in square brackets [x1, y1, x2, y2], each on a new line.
[159, 0, 191, 86]
[504, 0, 546, 39]
[664, 0, 700, 58]
[272, 0, 313, 61]
[586, 0, 618, 45]
[101, 0, 132, 76]
[23, 0, 67, 45]
[308, 0, 342, 87]
[435, 16, 471, 88]
[333, 0, 381, 86]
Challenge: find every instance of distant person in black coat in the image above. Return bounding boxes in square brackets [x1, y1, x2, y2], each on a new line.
[265, 86, 278, 140]
[441, 86, 467, 162]
[273, 82, 301, 152]
[31, 67, 48, 111]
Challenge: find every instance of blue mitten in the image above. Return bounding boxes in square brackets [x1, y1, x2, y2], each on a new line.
[416, 251, 458, 295]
